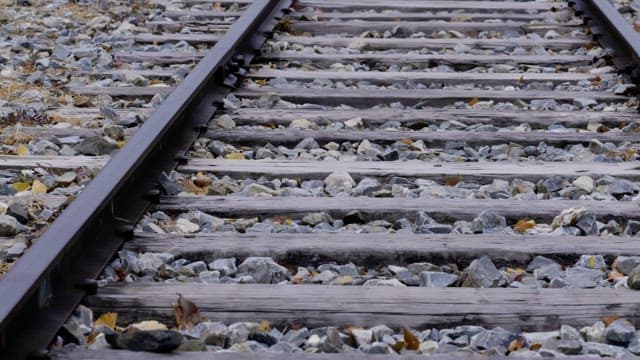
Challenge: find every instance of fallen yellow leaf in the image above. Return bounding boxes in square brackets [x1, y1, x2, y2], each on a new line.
[31, 180, 47, 194]
[12, 182, 30, 192]
[468, 97, 480, 106]
[514, 219, 536, 233]
[224, 152, 245, 160]
[259, 320, 271, 332]
[94, 312, 117, 330]
[16, 144, 28, 156]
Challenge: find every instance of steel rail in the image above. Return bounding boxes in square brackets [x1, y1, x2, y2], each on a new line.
[571, 0, 640, 82]
[0, 1, 291, 358]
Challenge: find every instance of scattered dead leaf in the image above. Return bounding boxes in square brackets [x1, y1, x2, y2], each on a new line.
[16, 144, 28, 156]
[180, 179, 208, 195]
[172, 293, 205, 330]
[468, 97, 479, 106]
[514, 219, 536, 233]
[94, 312, 117, 330]
[529, 342, 542, 351]
[391, 339, 406, 352]
[508, 337, 525, 352]
[224, 152, 245, 160]
[403, 327, 420, 351]
[259, 320, 271, 333]
[31, 180, 47, 194]
[73, 96, 94, 108]
[193, 173, 212, 188]
[12, 182, 30, 192]
[602, 315, 620, 327]
[255, 79, 269, 86]
[608, 269, 624, 282]
[443, 175, 463, 186]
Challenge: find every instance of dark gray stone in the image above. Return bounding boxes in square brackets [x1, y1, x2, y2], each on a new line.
[74, 136, 118, 155]
[249, 332, 277, 346]
[321, 327, 343, 353]
[605, 319, 635, 345]
[616, 256, 640, 275]
[627, 265, 640, 290]
[110, 330, 183, 352]
[576, 212, 598, 235]
[7, 203, 28, 224]
[0, 215, 19, 236]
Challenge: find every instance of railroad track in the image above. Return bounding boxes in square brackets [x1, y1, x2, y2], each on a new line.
[2, 0, 640, 358]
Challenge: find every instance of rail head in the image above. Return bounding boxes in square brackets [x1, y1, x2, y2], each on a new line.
[0, 0, 292, 358]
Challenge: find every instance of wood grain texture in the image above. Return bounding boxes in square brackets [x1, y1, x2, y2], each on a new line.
[134, 33, 221, 43]
[228, 108, 639, 128]
[292, 21, 581, 35]
[248, 69, 602, 85]
[0, 155, 107, 170]
[261, 52, 593, 68]
[233, 87, 626, 106]
[68, 86, 174, 97]
[113, 51, 205, 64]
[180, 159, 640, 182]
[154, 196, 640, 222]
[270, 35, 590, 50]
[204, 128, 639, 146]
[127, 232, 640, 267]
[288, 10, 555, 21]
[296, 0, 564, 11]
[85, 283, 640, 330]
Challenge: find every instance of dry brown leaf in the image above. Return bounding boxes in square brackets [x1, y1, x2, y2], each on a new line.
[529, 342, 542, 351]
[255, 79, 269, 86]
[180, 179, 207, 195]
[172, 293, 205, 330]
[193, 173, 212, 188]
[608, 269, 624, 282]
[391, 340, 406, 352]
[399, 138, 413, 145]
[403, 327, 420, 351]
[602, 315, 620, 327]
[443, 175, 463, 187]
[94, 312, 117, 330]
[468, 97, 480, 106]
[514, 219, 536, 233]
[73, 96, 94, 108]
[517, 76, 525, 84]
[508, 337, 525, 352]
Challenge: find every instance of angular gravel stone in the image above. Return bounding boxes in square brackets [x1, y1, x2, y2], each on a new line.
[564, 267, 603, 288]
[110, 330, 183, 352]
[604, 319, 635, 345]
[419, 271, 458, 288]
[461, 256, 503, 288]
[627, 265, 640, 290]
